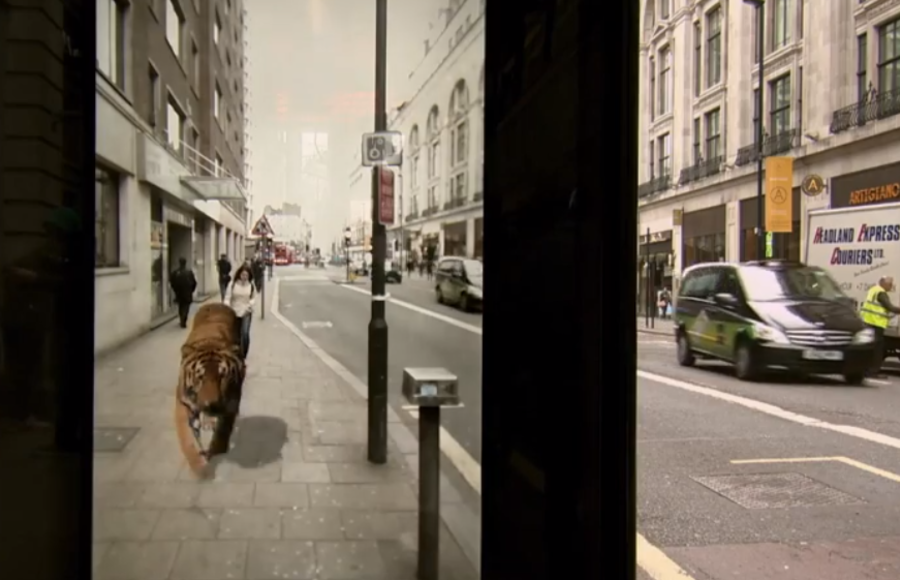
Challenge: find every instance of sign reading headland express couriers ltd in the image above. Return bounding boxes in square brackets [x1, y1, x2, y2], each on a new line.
[831, 162, 900, 208]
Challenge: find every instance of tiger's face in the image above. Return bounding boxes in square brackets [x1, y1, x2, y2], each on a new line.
[179, 349, 243, 455]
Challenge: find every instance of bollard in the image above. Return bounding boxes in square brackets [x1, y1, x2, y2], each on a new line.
[401, 367, 461, 580]
[260, 279, 265, 320]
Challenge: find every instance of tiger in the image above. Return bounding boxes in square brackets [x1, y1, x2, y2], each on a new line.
[175, 303, 246, 477]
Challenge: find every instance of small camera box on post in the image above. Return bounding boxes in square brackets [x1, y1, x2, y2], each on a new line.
[402, 368, 460, 407]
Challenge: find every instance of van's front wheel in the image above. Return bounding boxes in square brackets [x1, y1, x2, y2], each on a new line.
[735, 341, 760, 382]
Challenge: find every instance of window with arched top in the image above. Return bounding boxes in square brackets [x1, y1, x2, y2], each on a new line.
[448, 80, 470, 209]
[426, 106, 440, 141]
[449, 80, 469, 120]
[425, 106, 441, 213]
[408, 125, 421, 217]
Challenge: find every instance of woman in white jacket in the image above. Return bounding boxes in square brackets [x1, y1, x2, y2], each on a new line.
[225, 264, 255, 359]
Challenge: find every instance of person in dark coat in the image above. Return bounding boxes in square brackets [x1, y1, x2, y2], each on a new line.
[216, 254, 232, 301]
[169, 257, 197, 328]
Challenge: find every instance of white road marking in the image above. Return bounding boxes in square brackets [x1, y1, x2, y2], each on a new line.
[639, 369, 900, 452]
[301, 321, 333, 329]
[339, 283, 483, 335]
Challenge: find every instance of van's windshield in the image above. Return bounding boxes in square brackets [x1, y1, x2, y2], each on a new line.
[740, 266, 849, 302]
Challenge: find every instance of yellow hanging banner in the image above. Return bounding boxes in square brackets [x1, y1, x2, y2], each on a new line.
[765, 156, 794, 233]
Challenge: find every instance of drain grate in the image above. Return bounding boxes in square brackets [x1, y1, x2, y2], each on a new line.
[94, 427, 140, 452]
[692, 472, 864, 510]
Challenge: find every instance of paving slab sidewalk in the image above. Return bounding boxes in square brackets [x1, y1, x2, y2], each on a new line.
[636, 316, 674, 336]
[92, 279, 478, 580]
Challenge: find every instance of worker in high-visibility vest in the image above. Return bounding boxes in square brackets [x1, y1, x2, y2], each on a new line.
[860, 276, 900, 378]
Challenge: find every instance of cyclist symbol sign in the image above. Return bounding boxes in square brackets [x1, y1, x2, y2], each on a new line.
[361, 131, 403, 167]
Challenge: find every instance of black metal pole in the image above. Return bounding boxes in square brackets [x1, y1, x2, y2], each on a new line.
[644, 227, 650, 328]
[755, 3, 766, 260]
[368, 0, 389, 465]
[418, 406, 441, 580]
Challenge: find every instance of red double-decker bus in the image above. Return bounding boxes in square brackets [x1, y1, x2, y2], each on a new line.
[273, 243, 295, 265]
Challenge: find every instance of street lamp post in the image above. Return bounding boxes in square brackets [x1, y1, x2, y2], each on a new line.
[745, 0, 766, 260]
[368, 0, 390, 464]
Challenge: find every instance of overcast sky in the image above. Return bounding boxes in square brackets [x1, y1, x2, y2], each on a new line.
[245, 0, 446, 244]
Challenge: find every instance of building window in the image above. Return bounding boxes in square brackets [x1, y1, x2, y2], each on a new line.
[659, 0, 669, 20]
[648, 139, 655, 179]
[773, 0, 790, 50]
[215, 82, 222, 119]
[656, 132, 671, 177]
[752, 87, 761, 141]
[752, 4, 761, 63]
[878, 18, 900, 94]
[658, 46, 671, 115]
[693, 21, 702, 97]
[705, 107, 721, 159]
[858, 34, 868, 101]
[215, 154, 224, 177]
[409, 125, 420, 190]
[148, 64, 160, 126]
[95, 166, 121, 268]
[97, 0, 127, 88]
[706, 7, 722, 87]
[426, 106, 441, 181]
[192, 39, 200, 88]
[770, 74, 791, 136]
[693, 117, 702, 162]
[167, 96, 185, 151]
[649, 57, 656, 120]
[214, 11, 222, 45]
[451, 93, 469, 166]
[448, 80, 469, 204]
[166, 0, 184, 58]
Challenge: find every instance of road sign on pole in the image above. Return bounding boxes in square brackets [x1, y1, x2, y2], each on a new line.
[361, 131, 403, 166]
[378, 167, 395, 225]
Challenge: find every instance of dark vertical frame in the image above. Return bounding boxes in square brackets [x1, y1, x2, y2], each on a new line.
[65, 0, 98, 577]
[482, 0, 638, 578]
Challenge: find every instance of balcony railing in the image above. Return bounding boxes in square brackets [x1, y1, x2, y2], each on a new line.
[422, 205, 438, 217]
[735, 128, 798, 166]
[406, 211, 419, 221]
[830, 87, 900, 134]
[473, 191, 483, 201]
[638, 173, 671, 198]
[679, 156, 724, 185]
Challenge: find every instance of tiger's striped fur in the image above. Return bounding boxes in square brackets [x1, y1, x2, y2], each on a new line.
[175, 303, 246, 477]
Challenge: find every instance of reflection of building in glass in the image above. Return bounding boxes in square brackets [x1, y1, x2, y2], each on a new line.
[347, 0, 484, 260]
[637, 2, 900, 295]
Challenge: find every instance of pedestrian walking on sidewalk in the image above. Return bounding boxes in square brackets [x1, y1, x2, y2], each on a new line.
[252, 255, 266, 293]
[217, 254, 232, 301]
[170, 258, 197, 328]
[225, 264, 255, 360]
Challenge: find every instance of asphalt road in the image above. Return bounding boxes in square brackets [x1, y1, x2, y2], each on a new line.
[638, 332, 900, 578]
[278, 270, 484, 465]
[277, 268, 900, 577]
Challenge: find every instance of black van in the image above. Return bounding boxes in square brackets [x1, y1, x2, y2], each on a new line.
[673, 260, 875, 384]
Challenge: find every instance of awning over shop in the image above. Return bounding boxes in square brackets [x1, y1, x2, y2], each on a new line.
[181, 176, 247, 201]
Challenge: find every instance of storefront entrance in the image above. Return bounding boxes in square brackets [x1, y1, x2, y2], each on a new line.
[442, 221, 467, 257]
[150, 192, 166, 319]
[682, 205, 726, 268]
[638, 230, 673, 316]
[739, 188, 801, 261]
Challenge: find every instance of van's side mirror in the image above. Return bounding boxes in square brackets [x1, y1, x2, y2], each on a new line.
[713, 292, 738, 307]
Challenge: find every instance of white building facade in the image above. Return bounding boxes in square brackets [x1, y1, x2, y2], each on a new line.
[638, 0, 900, 308]
[384, 0, 485, 261]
